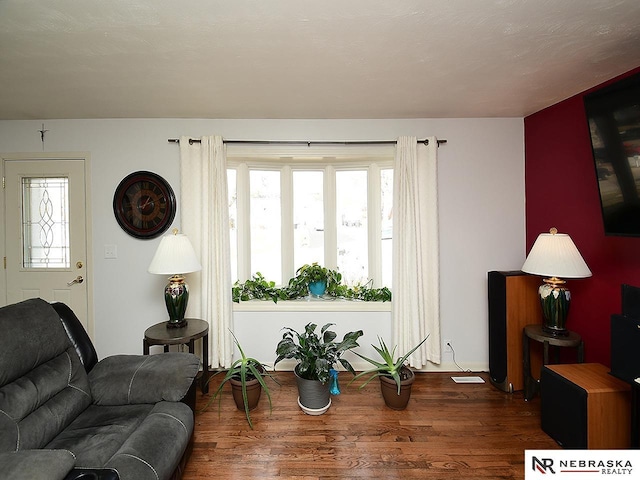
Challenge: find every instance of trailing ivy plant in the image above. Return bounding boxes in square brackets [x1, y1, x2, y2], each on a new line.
[232, 263, 392, 303]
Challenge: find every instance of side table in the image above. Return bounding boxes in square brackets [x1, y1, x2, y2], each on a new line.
[522, 324, 584, 401]
[143, 318, 209, 393]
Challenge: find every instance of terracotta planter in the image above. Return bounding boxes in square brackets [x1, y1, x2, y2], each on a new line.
[230, 368, 263, 412]
[294, 365, 330, 411]
[379, 366, 415, 410]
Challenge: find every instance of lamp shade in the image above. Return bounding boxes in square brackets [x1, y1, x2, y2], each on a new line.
[521, 228, 591, 279]
[148, 231, 202, 275]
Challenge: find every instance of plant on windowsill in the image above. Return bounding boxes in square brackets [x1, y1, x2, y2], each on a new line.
[231, 263, 392, 303]
[201, 332, 278, 429]
[290, 263, 341, 297]
[348, 335, 429, 410]
[274, 322, 363, 413]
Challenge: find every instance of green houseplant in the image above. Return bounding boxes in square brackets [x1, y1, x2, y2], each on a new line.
[232, 264, 391, 303]
[290, 263, 342, 297]
[350, 335, 429, 410]
[274, 322, 363, 413]
[202, 332, 278, 429]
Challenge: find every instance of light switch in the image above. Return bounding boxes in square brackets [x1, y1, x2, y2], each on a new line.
[104, 244, 117, 259]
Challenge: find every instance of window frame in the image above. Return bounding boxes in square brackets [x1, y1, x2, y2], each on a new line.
[227, 144, 394, 291]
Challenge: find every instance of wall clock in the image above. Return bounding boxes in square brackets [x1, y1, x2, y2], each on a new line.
[113, 171, 177, 239]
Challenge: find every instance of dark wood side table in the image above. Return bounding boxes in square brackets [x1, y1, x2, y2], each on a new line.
[143, 318, 209, 393]
[522, 324, 584, 401]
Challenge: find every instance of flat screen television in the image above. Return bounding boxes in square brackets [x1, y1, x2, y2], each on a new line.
[584, 71, 640, 236]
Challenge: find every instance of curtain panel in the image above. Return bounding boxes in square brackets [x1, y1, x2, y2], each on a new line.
[392, 136, 441, 367]
[179, 135, 233, 368]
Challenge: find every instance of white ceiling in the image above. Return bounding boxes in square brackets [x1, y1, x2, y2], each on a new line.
[1, 0, 640, 120]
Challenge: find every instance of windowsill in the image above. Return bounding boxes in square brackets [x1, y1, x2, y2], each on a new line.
[232, 297, 392, 312]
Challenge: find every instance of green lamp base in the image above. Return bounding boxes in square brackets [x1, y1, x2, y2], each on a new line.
[539, 278, 571, 336]
[164, 274, 189, 329]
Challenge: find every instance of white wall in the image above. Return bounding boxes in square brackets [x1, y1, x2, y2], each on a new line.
[0, 118, 525, 372]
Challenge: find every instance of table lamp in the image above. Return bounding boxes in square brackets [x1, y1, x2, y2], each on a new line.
[521, 227, 592, 336]
[148, 229, 202, 328]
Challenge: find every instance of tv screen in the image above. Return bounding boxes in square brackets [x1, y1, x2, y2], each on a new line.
[584, 71, 640, 236]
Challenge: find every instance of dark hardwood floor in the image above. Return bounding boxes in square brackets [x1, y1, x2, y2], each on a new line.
[183, 371, 558, 480]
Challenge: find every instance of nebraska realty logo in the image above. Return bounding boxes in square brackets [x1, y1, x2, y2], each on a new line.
[525, 450, 639, 478]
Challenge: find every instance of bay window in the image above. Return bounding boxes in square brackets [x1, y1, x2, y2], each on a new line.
[227, 151, 393, 290]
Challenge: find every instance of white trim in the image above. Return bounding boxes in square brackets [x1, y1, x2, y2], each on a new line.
[281, 165, 294, 280]
[233, 298, 392, 312]
[368, 162, 382, 287]
[235, 163, 250, 282]
[227, 144, 395, 160]
[324, 164, 337, 269]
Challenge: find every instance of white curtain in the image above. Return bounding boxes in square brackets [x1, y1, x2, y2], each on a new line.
[392, 136, 440, 367]
[179, 135, 233, 368]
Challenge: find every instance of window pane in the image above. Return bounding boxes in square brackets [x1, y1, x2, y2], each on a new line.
[227, 169, 238, 282]
[336, 170, 368, 285]
[250, 170, 281, 282]
[381, 168, 393, 288]
[293, 171, 324, 268]
[22, 177, 70, 269]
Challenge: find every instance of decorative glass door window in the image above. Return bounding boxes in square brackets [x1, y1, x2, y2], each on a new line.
[21, 177, 70, 269]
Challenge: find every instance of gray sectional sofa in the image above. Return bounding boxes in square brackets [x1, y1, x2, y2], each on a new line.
[0, 298, 200, 480]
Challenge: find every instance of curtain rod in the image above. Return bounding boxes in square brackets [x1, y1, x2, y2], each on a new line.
[167, 138, 447, 147]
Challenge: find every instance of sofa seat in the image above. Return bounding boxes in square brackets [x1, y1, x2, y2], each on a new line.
[0, 298, 200, 480]
[47, 401, 193, 476]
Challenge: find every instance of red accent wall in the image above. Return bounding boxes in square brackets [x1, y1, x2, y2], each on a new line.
[525, 66, 640, 366]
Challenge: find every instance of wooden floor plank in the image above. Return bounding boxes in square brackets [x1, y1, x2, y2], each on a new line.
[183, 371, 558, 480]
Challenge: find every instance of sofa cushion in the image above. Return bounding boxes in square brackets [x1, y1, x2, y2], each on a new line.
[0, 299, 91, 452]
[0, 449, 76, 480]
[89, 353, 200, 405]
[47, 401, 194, 480]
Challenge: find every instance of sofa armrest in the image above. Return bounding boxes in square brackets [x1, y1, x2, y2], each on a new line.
[0, 450, 75, 480]
[89, 352, 200, 405]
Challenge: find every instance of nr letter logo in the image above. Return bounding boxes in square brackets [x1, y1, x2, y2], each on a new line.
[532, 457, 555, 474]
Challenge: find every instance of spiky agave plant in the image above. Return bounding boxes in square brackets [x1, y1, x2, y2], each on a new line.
[202, 332, 278, 429]
[349, 335, 429, 394]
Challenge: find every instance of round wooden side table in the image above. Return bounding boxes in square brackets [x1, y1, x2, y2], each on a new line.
[143, 318, 209, 393]
[522, 323, 584, 401]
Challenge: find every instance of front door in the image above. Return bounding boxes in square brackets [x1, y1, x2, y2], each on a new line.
[3, 157, 90, 329]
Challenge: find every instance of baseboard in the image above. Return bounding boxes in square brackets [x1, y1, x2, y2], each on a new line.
[261, 358, 488, 374]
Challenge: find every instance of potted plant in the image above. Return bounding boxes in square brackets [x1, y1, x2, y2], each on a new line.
[274, 322, 363, 414]
[292, 263, 341, 297]
[232, 265, 392, 303]
[349, 335, 429, 410]
[202, 332, 278, 428]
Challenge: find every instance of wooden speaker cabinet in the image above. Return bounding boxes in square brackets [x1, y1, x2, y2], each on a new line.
[488, 271, 542, 392]
[541, 363, 631, 449]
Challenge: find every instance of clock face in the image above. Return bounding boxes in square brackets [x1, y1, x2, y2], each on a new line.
[113, 171, 176, 239]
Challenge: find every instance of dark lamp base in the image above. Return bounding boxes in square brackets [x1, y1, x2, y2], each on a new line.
[166, 319, 188, 329]
[539, 280, 572, 336]
[164, 274, 190, 329]
[542, 325, 570, 336]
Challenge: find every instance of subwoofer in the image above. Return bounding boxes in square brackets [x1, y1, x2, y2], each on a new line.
[488, 271, 542, 392]
[611, 284, 640, 383]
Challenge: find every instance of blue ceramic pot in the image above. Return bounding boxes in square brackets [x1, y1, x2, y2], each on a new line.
[308, 280, 327, 297]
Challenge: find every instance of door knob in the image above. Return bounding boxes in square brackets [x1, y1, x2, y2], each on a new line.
[67, 275, 84, 286]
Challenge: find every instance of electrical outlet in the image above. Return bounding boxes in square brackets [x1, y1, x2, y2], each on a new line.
[444, 340, 453, 352]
